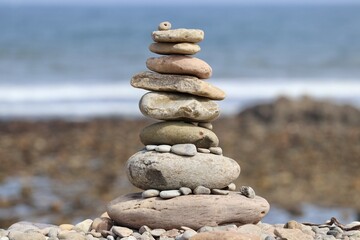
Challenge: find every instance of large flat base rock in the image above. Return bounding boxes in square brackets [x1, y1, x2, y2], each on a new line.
[107, 192, 270, 230]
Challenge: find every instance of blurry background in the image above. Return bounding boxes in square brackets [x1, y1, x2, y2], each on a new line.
[0, 0, 360, 228]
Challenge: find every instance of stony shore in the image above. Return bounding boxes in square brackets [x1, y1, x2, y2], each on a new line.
[0, 97, 360, 237]
[1, 217, 360, 240]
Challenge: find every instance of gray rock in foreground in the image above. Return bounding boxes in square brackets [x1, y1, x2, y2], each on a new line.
[106, 192, 269, 230]
[140, 121, 219, 148]
[139, 92, 220, 122]
[126, 151, 240, 190]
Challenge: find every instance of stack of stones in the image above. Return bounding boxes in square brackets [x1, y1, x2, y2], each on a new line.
[107, 22, 270, 230]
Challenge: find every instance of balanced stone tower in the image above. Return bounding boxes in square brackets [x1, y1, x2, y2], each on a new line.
[107, 22, 270, 230]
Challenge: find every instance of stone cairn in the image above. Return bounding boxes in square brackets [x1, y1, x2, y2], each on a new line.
[107, 22, 270, 230]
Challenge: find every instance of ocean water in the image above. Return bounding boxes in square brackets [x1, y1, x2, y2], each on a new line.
[0, 4, 360, 117]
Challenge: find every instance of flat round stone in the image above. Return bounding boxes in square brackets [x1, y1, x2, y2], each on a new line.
[194, 186, 211, 195]
[126, 151, 240, 190]
[140, 121, 219, 148]
[152, 29, 204, 43]
[139, 92, 220, 122]
[146, 56, 212, 79]
[158, 21, 171, 31]
[179, 187, 192, 195]
[142, 189, 160, 198]
[170, 144, 197, 156]
[106, 192, 270, 230]
[131, 71, 225, 100]
[159, 190, 181, 199]
[155, 145, 171, 153]
[149, 42, 200, 55]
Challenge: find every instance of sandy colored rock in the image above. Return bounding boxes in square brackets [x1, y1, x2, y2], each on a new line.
[126, 151, 240, 190]
[139, 92, 220, 122]
[107, 192, 269, 230]
[152, 29, 204, 43]
[158, 21, 171, 31]
[140, 121, 219, 148]
[131, 71, 225, 100]
[274, 228, 313, 240]
[149, 42, 200, 55]
[146, 56, 212, 79]
[190, 231, 261, 240]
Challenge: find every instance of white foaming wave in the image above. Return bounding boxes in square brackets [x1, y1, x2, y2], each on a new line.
[0, 78, 359, 118]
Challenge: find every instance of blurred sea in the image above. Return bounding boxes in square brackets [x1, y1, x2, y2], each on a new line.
[0, 3, 360, 118]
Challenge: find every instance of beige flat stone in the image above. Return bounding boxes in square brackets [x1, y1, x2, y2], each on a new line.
[152, 29, 204, 43]
[140, 121, 219, 148]
[106, 192, 269, 230]
[126, 151, 240, 190]
[131, 71, 225, 100]
[146, 56, 212, 79]
[139, 92, 220, 122]
[149, 42, 201, 55]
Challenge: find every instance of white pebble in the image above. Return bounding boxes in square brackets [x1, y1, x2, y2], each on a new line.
[142, 189, 160, 198]
[146, 145, 157, 151]
[155, 145, 171, 153]
[197, 148, 210, 153]
[193, 186, 210, 195]
[179, 187, 192, 195]
[160, 190, 181, 199]
[209, 147, 222, 155]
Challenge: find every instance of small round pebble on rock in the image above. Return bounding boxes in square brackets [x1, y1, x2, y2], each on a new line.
[198, 122, 213, 130]
[155, 145, 172, 153]
[146, 145, 157, 151]
[226, 183, 237, 191]
[240, 186, 256, 199]
[197, 148, 210, 153]
[171, 144, 197, 156]
[142, 189, 160, 198]
[193, 186, 211, 195]
[158, 21, 171, 31]
[209, 147, 222, 155]
[160, 190, 181, 199]
[179, 187, 192, 195]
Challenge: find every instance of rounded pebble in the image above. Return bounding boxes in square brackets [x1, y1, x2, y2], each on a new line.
[146, 145, 157, 151]
[197, 148, 210, 153]
[179, 187, 192, 195]
[142, 189, 160, 198]
[209, 147, 223, 155]
[160, 190, 181, 199]
[112, 226, 133, 237]
[155, 145, 171, 153]
[171, 144, 197, 156]
[139, 226, 152, 234]
[158, 21, 171, 31]
[240, 186, 256, 199]
[150, 228, 166, 237]
[226, 183, 236, 191]
[193, 186, 210, 195]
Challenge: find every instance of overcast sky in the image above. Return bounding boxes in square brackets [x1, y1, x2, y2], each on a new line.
[1, 0, 359, 5]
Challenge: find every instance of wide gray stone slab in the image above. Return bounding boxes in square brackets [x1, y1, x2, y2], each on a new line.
[149, 42, 200, 55]
[152, 29, 204, 43]
[107, 192, 269, 230]
[126, 151, 240, 190]
[146, 56, 212, 79]
[140, 121, 219, 148]
[131, 71, 225, 100]
[139, 92, 220, 122]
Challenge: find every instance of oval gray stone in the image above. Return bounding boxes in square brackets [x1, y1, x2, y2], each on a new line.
[146, 56, 212, 79]
[170, 144, 197, 156]
[126, 151, 240, 190]
[179, 187, 192, 195]
[142, 189, 160, 198]
[131, 71, 225, 100]
[155, 145, 171, 153]
[159, 190, 181, 199]
[193, 186, 211, 195]
[209, 147, 223, 155]
[152, 29, 204, 43]
[139, 92, 220, 122]
[107, 192, 270, 230]
[140, 122, 219, 148]
[149, 43, 200, 55]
